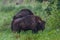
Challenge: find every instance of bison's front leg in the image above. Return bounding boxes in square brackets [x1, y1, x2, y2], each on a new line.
[32, 28, 38, 33]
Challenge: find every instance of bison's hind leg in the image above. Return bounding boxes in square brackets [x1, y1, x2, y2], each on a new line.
[13, 26, 21, 33]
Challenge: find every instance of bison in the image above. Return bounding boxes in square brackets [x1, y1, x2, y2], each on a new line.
[11, 15, 45, 33]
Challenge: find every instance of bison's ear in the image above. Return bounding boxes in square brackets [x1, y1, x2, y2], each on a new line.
[38, 20, 46, 25]
[38, 20, 42, 23]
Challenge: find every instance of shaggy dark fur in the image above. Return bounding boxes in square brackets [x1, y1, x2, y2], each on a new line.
[11, 9, 34, 31]
[13, 9, 34, 19]
[11, 15, 45, 33]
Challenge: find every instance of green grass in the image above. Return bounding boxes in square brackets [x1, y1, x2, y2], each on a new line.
[0, 1, 60, 40]
[0, 28, 60, 40]
[0, 11, 60, 40]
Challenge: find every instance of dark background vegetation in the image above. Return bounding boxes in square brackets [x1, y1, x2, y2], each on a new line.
[0, 0, 60, 40]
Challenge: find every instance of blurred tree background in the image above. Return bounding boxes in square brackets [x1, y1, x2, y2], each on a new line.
[0, 0, 60, 40]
